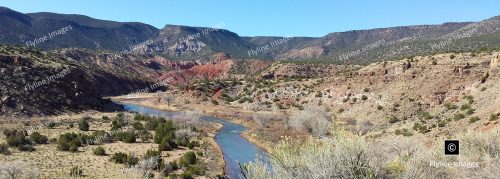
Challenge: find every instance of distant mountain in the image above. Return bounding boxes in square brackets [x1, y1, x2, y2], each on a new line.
[0, 6, 158, 51]
[1, 6, 499, 63]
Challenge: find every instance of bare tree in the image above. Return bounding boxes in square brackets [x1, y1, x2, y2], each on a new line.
[288, 106, 332, 137]
[164, 96, 174, 106]
[0, 160, 29, 179]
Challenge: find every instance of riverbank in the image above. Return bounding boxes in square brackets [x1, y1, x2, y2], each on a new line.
[111, 95, 275, 153]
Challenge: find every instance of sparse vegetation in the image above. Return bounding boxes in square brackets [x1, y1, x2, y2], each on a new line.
[469, 116, 481, 123]
[93, 146, 106, 156]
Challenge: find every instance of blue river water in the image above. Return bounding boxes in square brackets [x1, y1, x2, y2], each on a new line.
[117, 102, 267, 178]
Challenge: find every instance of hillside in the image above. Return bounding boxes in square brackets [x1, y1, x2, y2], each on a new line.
[1, 6, 499, 64]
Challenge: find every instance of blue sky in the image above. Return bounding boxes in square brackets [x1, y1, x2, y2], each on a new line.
[2, 0, 499, 37]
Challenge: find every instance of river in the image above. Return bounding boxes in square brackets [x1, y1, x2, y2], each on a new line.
[117, 103, 267, 179]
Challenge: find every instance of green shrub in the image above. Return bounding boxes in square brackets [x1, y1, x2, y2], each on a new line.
[180, 172, 193, 179]
[465, 108, 475, 115]
[154, 121, 176, 144]
[361, 95, 368, 100]
[139, 130, 150, 142]
[0, 143, 9, 155]
[112, 152, 128, 164]
[78, 118, 90, 131]
[342, 98, 349, 102]
[187, 141, 199, 149]
[444, 103, 457, 110]
[69, 141, 79, 152]
[454, 113, 465, 121]
[132, 121, 144, 130]
[338, 108, 344, 113]
[30, 132, 48, 144]
[6, 132, 29, 147]
[490, 113, 498, 121]
[187, 165, 205, 175]
[49, 138, 57, 144]
[377, 105, 383, 110]
[419, 112, 433, 120]
[144, 149, 161, 160]
[480, 87, 487, 91]
[438, 120, 446, 127]
[460, 104, 471, 111]
[159, 137, 174, 151]
[179, 151, 197, 168]
[469, 116, 481, 123]
[127, 154, 139, 166]
[388, 116, 399, 123]
[70, 167, 83, 177]
[93, 146, 106, 156]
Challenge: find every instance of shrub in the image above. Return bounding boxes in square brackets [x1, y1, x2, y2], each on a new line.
[377, 105, 383, 110]
[17, 144, 35, 152]
[144, 149, 161, 160]
[30, 132, 48, 144]
[465, 108, 475, 115]
[93, 146, 106, 156]
[460, 104, 471, 111]
[49, 138, 57, 143]
[139, 130, 151, 142]
[154, 121, 176, 144]
[57, 133, 84, 152]
[469, 116, 481, 123]
[363, 88, 369, 92]
[437, 120, 446, 127]
[361, 95, 368, 100]
[112, 152, 128, 164]
[127, 154, 139, 166]
[180, 172, 193, 179]
[342, 98, 349, 102]
[241, 131, 385, 178]
[338, 108, 344, 113]
[480, 87, 487, 91]
[187, 141, 199, 149]
[159, 137, 173, 151]
[388, 116, 399, 123]
[444, 103, 457, 110]
[180, 152, 197, 168]
[123, 131, 137, 143]
[0, 143, 9, 155]
[78, 118, 90, 131]
[432, 60, 437, 65]
[419, 112, 433, 120]
[453, 113, 465, 121]
[6, 132, 29, 147]
[450, 54, 456, 59]
[133, 121, 144, 130]
[170, 161, 179, 171]
[211, 100, 219, 105]
[70, 167, 83, 177]
[490, 113, 498, 121]
[69, 141, 79, 152]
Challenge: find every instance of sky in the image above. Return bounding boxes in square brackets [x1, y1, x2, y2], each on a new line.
[1, 0, 500, 37]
